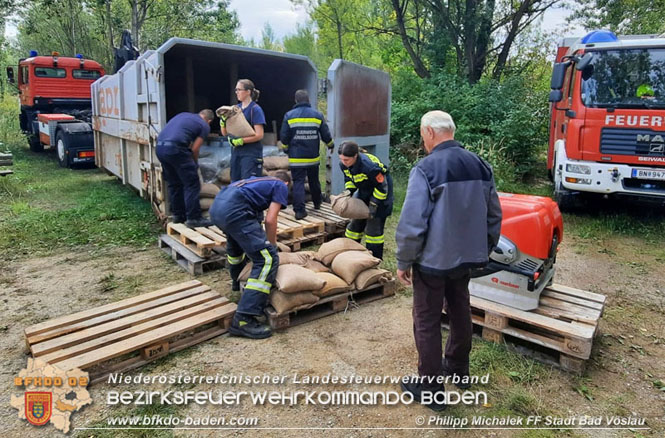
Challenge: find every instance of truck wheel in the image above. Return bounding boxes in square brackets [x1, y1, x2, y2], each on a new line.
[553, 157, 574, 212]
[28, 135, 43, 152]
[56, 131, 70, 168]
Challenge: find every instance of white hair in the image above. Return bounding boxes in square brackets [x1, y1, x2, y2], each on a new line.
[421, 111, 456, 134]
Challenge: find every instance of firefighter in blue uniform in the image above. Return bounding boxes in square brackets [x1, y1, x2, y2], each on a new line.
[280, 89, 334, 220]
[220, 79, 267, 182]
[338, 141, 393, 259]
[209, 172, 291, 339]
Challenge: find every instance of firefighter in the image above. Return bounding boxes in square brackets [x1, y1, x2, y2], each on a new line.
[338, 141, 393, 259]
[156, 109, 214, 227]
[280, 89, 334, 220]
[220, 79, 266, 182]
[209, 172, 291, 339]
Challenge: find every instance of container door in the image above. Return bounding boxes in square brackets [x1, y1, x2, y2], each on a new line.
[326, 60, 391, 195]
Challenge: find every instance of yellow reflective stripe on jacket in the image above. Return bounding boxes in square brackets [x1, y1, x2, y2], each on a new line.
[345, 180, 356, 189]
[287, 117, 322, 127]
[288, 157, 320, 164]
[245, 278, 271, 294]
[373, 188, 388, 200]
[365, 153, 387, 173]
[227, 254, 246, 265]
[353, 173, 368, 183]
[365, 234, 385, 244]
[345, 228, 364, 240]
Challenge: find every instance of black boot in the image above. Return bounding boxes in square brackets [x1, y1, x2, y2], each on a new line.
[172, 215, 186, 224]
[295, 210, 308, 220]
[400, 379, 447, 412]
[442, 358, 472, 389]
[229, 313, 272, 339]
[186, 217, 213, 228]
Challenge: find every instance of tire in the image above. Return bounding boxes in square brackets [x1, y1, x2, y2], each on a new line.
[552, 156, 574, 212]
[28, 135, 43, 152]
[56, 131, 70, 168]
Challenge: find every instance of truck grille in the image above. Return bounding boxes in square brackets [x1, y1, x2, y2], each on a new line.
[600, 128, 665, 156]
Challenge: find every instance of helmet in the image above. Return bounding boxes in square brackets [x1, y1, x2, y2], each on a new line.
[636, 83, 655, 98]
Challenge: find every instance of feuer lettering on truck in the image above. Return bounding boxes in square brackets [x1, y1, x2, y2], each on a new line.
[98, 86, 120, 117]
[605, 115, 664, 127]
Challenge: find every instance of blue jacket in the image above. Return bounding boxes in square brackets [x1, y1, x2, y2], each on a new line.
[280, 103, 333, 167]
[395, 140, 502, 275]
[339, 152, 393, 219]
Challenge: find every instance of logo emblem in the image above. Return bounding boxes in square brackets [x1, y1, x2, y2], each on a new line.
[25, 392, 52, 426]
[649, 143, 664, 154]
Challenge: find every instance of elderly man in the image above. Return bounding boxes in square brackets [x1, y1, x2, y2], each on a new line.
[395, 111, 502, 411]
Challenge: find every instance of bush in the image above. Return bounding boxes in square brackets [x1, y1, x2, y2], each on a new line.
[390, 70, 549, 180]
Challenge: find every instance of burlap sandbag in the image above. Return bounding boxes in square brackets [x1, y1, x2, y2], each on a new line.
[278, 251, 314, 266]
[216, 105, 255, 138]
[355, 268, 392, 290]
[331, 194, 370, 219]
[200, 197, 214, 210]
[303, 259, 330, 273]
[315, 238, 368, 266]
[276, 242, 291, 252]
[331, 251, 381, 284]
[275, 264, 326, 293]
[238, 262, 253, 282]
[314, 273, 351, 297]
[217, 168, 231, 185]
[200, 183, 220, 198]
[270, 290, 319, 314]
[263, 156, 290, 170]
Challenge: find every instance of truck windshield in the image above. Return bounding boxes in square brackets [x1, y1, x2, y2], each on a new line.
[581, 48, 665, 109]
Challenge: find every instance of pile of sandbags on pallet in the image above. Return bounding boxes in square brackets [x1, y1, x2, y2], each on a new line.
[237, 238, 392, 314]
[199, 183, 220, 215]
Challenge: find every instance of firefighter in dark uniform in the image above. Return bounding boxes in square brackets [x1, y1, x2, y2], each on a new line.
[209, 172, 291, 339]
[280, 89, 334, 220]
[338, 141, 393, 259]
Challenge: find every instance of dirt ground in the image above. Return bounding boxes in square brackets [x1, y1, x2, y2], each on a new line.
[1, 230, 664, 437]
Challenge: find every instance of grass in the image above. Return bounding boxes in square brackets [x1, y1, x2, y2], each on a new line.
[0, 95, 159, 260]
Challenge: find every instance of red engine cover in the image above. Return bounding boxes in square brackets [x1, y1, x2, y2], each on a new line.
[498, 193, 564, 260]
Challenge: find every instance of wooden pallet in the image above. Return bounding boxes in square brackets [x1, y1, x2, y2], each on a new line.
[265, 280, 396, 330]
[24, 280, 236, 385]
[276, 210, 325, 239]
[159, 234, 226, 275]
[442, 283, 606, 374]
[284, 203, 350, 237]
[166, 223, 217, 257]
[0, 169, 13, 176]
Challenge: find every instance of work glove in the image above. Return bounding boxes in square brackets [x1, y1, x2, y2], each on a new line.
[219, 115, 227, 129]
[368, 201, 378, 218]
[230, 137, 244, 147]
[326, 141, 334, 151]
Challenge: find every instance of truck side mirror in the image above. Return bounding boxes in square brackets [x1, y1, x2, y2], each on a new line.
[576, 53, 593, 72]
[550, 62, 569, 90]
[6, 66, 14, 84]
[549, 90, 563, 103]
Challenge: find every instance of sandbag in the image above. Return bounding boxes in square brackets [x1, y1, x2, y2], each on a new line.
[275, 264, 326, 293]
[331, 251, 381, 284]
[216, 105, 255, 138]
[355, 268, 392, 290]
[278, 251, 314, 266]
[314, 273, 351, 297]
[303, 259, 330, 273]
[270, 290, 319, 314]
[200, 197, 214, 210]
[263, 156, 290, 170]
[276, 242, 291, 252]
[331, 194, 370, 219]
[200, 183, 220, 198]
[238, 262, 253, 282]
[217, 168, 231, 185]
[315, 238, 369, 266]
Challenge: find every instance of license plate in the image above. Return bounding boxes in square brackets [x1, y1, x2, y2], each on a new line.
[632, 168, 665, 180]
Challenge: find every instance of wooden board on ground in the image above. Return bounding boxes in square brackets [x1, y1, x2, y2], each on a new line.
[442, 283, 606, 374]
[265, 280, 396, 330]
[24, 280, 236, 384]
[159, 234, 226, 275]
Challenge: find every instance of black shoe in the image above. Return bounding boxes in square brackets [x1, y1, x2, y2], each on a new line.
[172, 215, 186, 224]
[229, 314, 272, 339]
[442, 359, 472, 389]
[400, 379, 447, 411]
[185, 217, 213, 228]
[294, 210, 307, 220]
[313, 202, 321, 210]
[231, 279, 240, 292]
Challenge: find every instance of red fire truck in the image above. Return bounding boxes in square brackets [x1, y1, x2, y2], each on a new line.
[6, 51, 105, 168]
[548, 30, 665, 209]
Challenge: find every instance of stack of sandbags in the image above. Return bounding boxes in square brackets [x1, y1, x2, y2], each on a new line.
[263, 155, 315, 203]
[199, 183, 220, 214]
[315, 238, 393, 290]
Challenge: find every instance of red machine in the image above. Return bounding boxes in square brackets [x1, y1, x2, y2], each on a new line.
[548, 30, 665, 209]
[6, 51, 105, 168]
[470, 193, 563, 310]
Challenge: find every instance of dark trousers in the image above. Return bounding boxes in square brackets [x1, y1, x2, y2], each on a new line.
[412, 267, 472, 379]
[291, 165, 321, 213]
[345, 216, 386, 259]
[231, 147, 263, 182]
[156, 144, 201, 220]
[209, 187, 278, 316]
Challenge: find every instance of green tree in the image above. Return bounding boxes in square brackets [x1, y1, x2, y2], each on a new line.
[283, 22, 319, 63]
[572, 0, 665, 34]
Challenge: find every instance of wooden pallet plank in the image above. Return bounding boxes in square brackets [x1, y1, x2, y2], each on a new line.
[167, 223, 215, 248]
[533, 304, 599, 325]
[24, 280, 203, 338]
[55, 304, 236, 371]
[547, 283, 607, 305]
[39, 298, 230, 364]
[0, 169, 13, 176]
[538, 296, 602, 321]
[541, 289, 604, 310]
[195, 227, 227, 246]
[31, 290, 221, 356]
